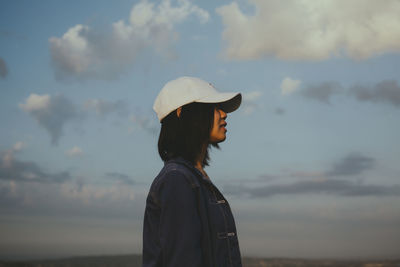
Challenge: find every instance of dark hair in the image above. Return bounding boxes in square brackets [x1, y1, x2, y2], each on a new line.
[158, 102, 219, 167]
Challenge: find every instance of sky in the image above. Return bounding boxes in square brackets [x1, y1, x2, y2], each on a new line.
[1, 0, 400, 260]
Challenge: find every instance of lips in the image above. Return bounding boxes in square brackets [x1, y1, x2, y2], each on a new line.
[220, 122, 227, 132]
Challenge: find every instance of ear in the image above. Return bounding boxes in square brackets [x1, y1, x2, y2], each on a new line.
[176, 107, 182, 118]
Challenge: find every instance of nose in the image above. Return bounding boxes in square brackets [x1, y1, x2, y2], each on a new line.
[218, 108, 227, 119]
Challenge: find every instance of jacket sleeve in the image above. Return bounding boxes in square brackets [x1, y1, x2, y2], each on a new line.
[158, 170, 203, 267]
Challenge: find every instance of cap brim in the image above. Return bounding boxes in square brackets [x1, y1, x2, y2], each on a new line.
[196, 92, 242, 113]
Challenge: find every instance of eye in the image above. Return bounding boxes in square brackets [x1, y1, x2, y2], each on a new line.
[216, 105, 226, 113]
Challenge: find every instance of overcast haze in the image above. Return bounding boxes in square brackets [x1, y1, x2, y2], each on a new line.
[1, 0, 400, 260]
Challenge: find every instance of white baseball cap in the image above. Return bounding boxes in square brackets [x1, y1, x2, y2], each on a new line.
[153, 76, 242, 121]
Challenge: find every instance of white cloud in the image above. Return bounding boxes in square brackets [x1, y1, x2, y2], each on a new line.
[19, 94, 50, 112]
[281, 77, 301, 96]
[217, 0, 400, 60]
[242, 91, 262, 115]
[84, 99, 128, 117]
[50, 0, 209, 80]
[19, 94, 79, 144]
[243, 91, 262, 102]
[49, 25, 91, 76]
[65, 146, 83, 157]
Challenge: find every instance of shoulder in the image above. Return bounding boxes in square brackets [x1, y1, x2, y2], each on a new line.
[151, 161, 199, 192]
[149, 162, 201, 209]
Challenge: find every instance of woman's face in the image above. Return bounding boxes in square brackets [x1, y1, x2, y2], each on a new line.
[209, 107, 227, 143]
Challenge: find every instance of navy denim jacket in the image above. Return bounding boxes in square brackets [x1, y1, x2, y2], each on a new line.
[142, 157, 242, 267]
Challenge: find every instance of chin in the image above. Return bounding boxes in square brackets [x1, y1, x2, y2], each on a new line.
[213, 137, 226, 144]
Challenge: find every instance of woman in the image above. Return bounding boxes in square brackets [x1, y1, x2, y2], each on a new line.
[142, 76, 242, 267]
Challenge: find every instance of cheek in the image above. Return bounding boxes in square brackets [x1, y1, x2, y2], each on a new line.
[214, 110, 220, 122]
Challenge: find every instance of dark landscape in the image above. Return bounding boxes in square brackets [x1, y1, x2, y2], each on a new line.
[1, 254, 399, 267]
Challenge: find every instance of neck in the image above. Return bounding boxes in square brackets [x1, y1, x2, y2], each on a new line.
[195, 143, 208, 171]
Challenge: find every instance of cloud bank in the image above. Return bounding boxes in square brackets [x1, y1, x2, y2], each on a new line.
[0, 149, 70, 183]
[49, 0, 209, 80]
[224, 179, 400, 198]
[350, 80, 400, 107]
[288, 79, 400, 108]
[106, 172, 135, 185]
[222, 153, 396, 198]
[0, 144, 139, 217]
[217, 0, 400, 60]
[326, 153, 375, 177]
